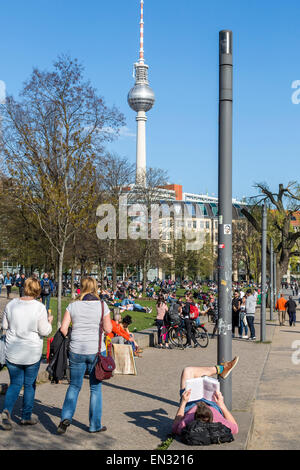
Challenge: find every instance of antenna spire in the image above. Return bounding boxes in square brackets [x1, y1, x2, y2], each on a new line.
[139, 0, 144, 63]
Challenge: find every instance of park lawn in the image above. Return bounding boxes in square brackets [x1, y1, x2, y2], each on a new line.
[43, 297, 158, 356]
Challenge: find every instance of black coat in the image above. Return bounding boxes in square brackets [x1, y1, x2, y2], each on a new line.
[46, 328, 71, 383]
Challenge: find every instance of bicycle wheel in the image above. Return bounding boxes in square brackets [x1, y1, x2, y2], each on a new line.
[169, 326, 187, 348]
[194, 326, 209, 348]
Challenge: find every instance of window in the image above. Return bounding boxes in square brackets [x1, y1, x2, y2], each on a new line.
[206, 221, 210, 229]
[193, 221, 197, 229]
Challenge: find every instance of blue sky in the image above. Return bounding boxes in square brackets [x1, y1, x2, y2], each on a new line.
[1, 0, 299, 199]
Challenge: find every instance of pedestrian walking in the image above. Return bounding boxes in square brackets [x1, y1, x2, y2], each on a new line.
[155, 296, 170, 349]
[285, 296, 297, 327]
[245, 289, 257, 340]
[238, 296, 249, 339]
[4, 272, 13, 299]
[232, 291, 240, 338]
[182, 294, 198, 348]
[40, 273, 54, 313]
[1, 277, 53, 430]
[15, 273, 26, 298]
[57, 276, 112, 435]
[275, 294, 287, 326]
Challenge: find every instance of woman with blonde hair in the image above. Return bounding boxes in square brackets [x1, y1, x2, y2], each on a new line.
[1, 277, 53, 430]
[57, 276, 112, 435]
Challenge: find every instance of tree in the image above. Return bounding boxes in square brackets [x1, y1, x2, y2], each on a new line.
[241, 182, 300, 293]
[132, 168, 169, 293]
[97, 153, 135, 290]
[1, 55, 125, 324]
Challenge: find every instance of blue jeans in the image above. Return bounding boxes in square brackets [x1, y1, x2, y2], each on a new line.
[120, 299, 134, 306]
[238, 314, 248, 336]
[3, 359, 41, 420]
[42, 294, 51, 312]
[132, 304, 146, 312]
[61, 351, 106, 432]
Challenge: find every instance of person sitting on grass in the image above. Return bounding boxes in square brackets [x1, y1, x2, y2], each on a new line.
[172, 357, 239, 437]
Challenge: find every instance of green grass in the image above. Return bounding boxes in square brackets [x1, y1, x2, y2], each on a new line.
[43, 286, 211, 355]
[43, 296, 158, 355]
[156, 436, 174, 450]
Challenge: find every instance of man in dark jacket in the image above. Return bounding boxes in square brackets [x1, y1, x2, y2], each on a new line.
[15, 273, 26, 297]
[286, 296, 297, 327]
[232, 291, 241, 338]
[182, 295, 198, 348]
[41, 273, 54, 313]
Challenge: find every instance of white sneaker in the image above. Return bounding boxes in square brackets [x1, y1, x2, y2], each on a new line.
[242, 336, 248, 339]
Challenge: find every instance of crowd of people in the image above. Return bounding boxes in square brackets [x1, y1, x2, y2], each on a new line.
[0, 271, 299, 442]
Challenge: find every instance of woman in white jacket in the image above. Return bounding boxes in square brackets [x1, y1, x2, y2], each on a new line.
[1, 277, 53, 430]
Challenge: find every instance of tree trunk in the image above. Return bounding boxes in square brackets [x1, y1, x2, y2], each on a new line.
[143, 258, 147, 296]
[71, 265, 76, 299]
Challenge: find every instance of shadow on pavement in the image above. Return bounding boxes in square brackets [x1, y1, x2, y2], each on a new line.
[102, 382, 178, 408]
[125, 407, 173, 440]
[0, 394, 88, 434]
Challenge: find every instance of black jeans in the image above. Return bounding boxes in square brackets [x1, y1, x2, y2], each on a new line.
[246, 315, 256, 338]
[184, 318, 197, 346]
[6, 285, 11, 298]
[288, 312, 296, 326]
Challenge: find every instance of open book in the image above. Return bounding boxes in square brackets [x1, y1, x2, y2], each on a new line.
[185, 376, 220, 403]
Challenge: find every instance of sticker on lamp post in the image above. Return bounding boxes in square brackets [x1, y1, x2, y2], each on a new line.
[224, 224, 231, 235]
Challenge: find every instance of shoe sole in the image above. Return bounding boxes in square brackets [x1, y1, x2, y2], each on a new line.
[20, 420, 39, 426]
[57, 420, 71, 434]
[2, 420, 12, 430]
[221, 356, 239, 379]
[2, 411, 12, 430]
[89, 426, 107, 433]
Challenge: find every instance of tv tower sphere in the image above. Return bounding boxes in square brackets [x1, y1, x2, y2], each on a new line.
[128, 0, 155, 186]
[127, 64, 155, 112]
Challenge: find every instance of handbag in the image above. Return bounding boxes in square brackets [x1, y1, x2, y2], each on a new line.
[94, 301, 116, 381]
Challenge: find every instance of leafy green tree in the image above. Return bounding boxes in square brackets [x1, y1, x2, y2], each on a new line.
[1, 56, 125, 324]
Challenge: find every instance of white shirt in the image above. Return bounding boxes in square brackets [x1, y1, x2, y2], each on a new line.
[66, 300, 110, 354]
[2, 298, 52, 365]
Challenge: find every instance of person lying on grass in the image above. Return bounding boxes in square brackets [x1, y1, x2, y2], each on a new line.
[172, 357, 239, 436]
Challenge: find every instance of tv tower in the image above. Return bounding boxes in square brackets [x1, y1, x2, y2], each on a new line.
[128, 0, 155, 186]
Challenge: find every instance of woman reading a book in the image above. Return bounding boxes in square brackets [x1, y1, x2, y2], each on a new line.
[172, 357, 239, 436]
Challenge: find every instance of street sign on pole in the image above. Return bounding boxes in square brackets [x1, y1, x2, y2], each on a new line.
[260, 201, 267, 341]
[218, 30, 233, 410]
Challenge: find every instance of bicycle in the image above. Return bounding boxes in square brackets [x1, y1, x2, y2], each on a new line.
[166, 319, 209, 349]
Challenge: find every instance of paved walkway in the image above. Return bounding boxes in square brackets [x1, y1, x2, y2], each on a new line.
[0, 290, 299, 450]
[248, 297, 300, 450]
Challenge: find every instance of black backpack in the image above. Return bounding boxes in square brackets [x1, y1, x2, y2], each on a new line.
[181, 420, 234, 446]
[166, 303, 181, 325]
